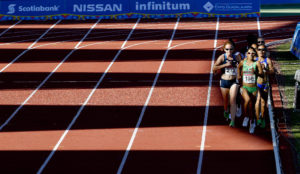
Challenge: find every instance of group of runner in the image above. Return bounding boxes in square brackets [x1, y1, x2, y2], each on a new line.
[213, 36, 274, 134]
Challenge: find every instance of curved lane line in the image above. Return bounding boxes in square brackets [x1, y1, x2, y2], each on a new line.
[0, 20, 22, 37]
[0, 19, 100, 131]
[0, 20, 61, 73]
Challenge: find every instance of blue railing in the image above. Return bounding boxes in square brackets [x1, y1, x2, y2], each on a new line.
[291, 23, 300, 59]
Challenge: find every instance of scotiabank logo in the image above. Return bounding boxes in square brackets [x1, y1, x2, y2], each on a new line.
[7, 4, 16, 14]
[7, 4, 60, 14]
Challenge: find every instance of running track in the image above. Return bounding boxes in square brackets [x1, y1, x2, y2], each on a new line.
[0, 16, 298, 174]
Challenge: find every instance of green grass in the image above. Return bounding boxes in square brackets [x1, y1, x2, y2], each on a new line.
[274, 42, 300, 166]
[261, 4, 300, 17]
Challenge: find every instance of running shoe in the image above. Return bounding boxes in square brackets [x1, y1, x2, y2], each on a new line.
[257, 118, 262, 127]
[242, 117, 249, 127]
[224, 111, 229, 120]
[229, 120, 235, 127]
[260, 118, 266, 129]
[236, 105, 242, 117]
[249, 120, 256, 134]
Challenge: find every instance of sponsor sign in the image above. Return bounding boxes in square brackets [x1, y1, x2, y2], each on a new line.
[69, 0, 130, 15]
[0, 0, 260, 20]
[132, 0, 196, 14]
[291, 23, 300, 59]
[2, 0, 63, 16]
[198, 0, 260, 15]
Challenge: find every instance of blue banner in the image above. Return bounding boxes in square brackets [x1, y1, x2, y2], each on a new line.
[0, 0, 260, 21]
[291, 23, 300, 59]
[198, 0, 260, 15]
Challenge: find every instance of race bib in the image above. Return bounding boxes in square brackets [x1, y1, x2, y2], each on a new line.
[225, 67, 237, 76]
[243, 74, 255, 84]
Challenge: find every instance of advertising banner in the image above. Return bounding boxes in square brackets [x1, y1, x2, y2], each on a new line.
[68, 0, 130, 15]
[0, 0, 64, 20]
[198, 0, 260, 16]
[291, 23, 300, 59]
[0, 0, 260, 21]
[130, 0, 196, 18]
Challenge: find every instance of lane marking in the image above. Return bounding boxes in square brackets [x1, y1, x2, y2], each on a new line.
[257, 17, 262, 37]
[0, 21, 67, 46]
[196, 16, 219, 174]
[116, 17, 180, 174]
[31, 29, 249, 50]
[79, 30, 215, 50]
[35, 29, 170, 49]
[0, 19, 101, 132]
[0, 20, 61, 73]
[36, 18, 141, 174]
[258, 16, 283, 174]
[1, 26, 158, 45]
[0, 29, 81, 42]
[0, 20, 22, 37]
[268, 88, 283, 174]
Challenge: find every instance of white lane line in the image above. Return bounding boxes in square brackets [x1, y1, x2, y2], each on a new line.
[196, 16, 219, 174]
[257, 17, 262, 37]
[35, 27, 168, 49]
[268, 88, 283, 174]
[0, 21, 64, 46]
[0, 19, 101, 132]
[258, 17, 282, 174]
[0, 29, 84, 39]
[116, 17, 180, 174]
[36, 18, 141, 174]
[0, 20, 61, 73]
[0, 20, 22, 37]
[123, 39, 164, 49]
[78, 29, 214, 50]
[28, 21, 62, 49]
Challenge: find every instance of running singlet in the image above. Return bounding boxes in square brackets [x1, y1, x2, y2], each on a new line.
[223, 54, 238, 76]
[256, 57, 268, 72]
[243, 59, 257, 84]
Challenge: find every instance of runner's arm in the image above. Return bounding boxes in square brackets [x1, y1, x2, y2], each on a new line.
[256, 62, 264, 78]
[266, 58, 274, 75]
[213, 55, 230, 72]
[237, 60, 243, 81]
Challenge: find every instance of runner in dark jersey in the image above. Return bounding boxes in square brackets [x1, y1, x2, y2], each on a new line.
[213, 40, 241, 127]
[255, 45, 274, 128]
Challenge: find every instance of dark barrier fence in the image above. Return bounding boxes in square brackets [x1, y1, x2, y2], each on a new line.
[0, 0, 260, 21]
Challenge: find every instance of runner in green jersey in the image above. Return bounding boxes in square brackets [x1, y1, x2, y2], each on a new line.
[238, 47, 263, 134]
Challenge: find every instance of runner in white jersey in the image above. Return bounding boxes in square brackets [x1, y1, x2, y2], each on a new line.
[213, 40, 241, 127]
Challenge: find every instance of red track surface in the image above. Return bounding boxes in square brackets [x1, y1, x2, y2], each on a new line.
[0, 16, 299, 174]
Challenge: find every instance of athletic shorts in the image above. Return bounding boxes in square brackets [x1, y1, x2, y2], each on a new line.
[257, 83, 268, 90]
[220, 79, 236, 89]
[258, 83, 268, 100]
[242, 85, 257, 94]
